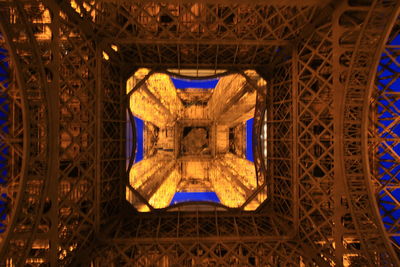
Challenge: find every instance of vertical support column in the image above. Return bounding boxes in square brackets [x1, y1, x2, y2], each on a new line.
[120, 68, 126, 208]
[292, 47, 299, 232]
[47, 7, 60, 265]
[212, 122, 217, 158]
[332, 3, 346, 265]
[266, 78, 274, 202]
[95, 47, 102, 234]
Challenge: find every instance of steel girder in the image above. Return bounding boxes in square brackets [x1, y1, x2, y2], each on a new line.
[0, 0, 399, 266]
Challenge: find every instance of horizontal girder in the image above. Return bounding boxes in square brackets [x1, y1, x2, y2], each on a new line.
[102, 0, 330, 6]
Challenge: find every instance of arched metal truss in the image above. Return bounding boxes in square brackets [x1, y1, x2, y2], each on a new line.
[0, 0, 399, 266]
[367, 8, 400, 257]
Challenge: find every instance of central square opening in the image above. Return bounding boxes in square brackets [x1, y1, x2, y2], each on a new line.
[181, 126, 210, 156]
[126, 68, 267, 212]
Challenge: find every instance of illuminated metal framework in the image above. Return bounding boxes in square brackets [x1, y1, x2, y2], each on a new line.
[0, 0, 399, 266]
[126, 70, 266, 211]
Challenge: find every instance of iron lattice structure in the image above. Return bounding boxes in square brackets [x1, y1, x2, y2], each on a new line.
[0, 0, 399, 266]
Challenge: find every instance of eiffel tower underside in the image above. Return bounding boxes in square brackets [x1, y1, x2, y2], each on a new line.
[0, 0, 400, 266]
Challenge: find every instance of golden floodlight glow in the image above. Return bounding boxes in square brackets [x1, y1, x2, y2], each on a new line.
[126, 69, 267, 211]
[102, 51, 109, 60]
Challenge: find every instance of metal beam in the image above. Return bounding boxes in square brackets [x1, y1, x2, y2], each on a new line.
[141, 83, 176, 122]
[101, 0, 330, 6]
[138, 160, 176, 199]
[109, 38, 289, 46]
[110, 235, 291, 243]
[214, 160, 253, 197]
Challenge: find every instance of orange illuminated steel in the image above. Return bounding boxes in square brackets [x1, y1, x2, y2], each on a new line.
[126, 68, 267, 211]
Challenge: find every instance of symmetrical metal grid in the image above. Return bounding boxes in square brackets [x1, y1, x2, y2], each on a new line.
[0, 0, 399, 266]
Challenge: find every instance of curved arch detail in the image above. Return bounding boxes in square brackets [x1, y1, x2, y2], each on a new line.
[364, 4, 400, 258]
[341, 0, 400, 265]
[0, 2, 52, 264]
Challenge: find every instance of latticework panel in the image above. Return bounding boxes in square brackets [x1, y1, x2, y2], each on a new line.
[56, 7, 98, 265]
[94, 241, 307, 267]
[100, 59, 126, 222]
[93, 209, 311, 266]
[72, 1, 321, 70]
[296, 16, 335, 264]
[265, 59, 295, 231]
